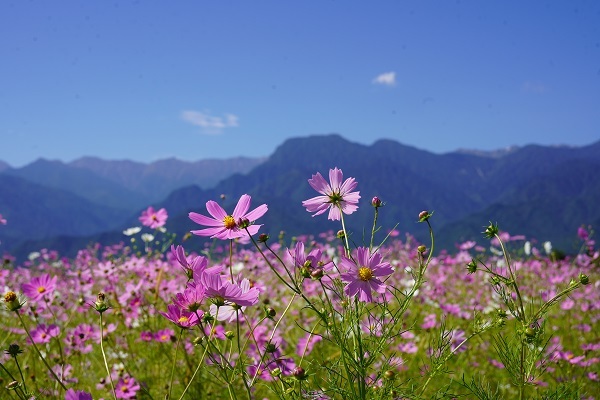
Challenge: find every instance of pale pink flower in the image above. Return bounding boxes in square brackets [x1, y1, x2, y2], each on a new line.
[189, 194, 267, 240]
[139, 206, 168, 229]
[302, 167, 360, 220]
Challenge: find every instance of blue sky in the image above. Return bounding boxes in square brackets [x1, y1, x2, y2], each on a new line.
[1, 1, 599, 167]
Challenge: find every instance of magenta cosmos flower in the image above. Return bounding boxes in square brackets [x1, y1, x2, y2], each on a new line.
[160, 304, 200, 329]
[22, 274, 57, 302]
[189, 194, 268, 240]
[339, 247, 393, 302]
[302, 167, 360, 221]
[139, 206, 168, 229]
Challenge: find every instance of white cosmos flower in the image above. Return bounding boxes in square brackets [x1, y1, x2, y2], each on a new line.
[123, 227, 142, 236]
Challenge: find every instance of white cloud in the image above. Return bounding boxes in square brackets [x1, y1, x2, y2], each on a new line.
[181, 110, 239, 134]
[372, 71, 396, 86]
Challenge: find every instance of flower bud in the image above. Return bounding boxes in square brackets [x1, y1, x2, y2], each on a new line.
[237, 218, 250, 229]
[371, 197, 383, 208]
[483, 222, 499, 239]
[5, 344, 23, 357]
[224, 331, 235, 340]
[466, 260, 477, 274]
[93, 292, 110, 314]
[270, 367, 281, 377]
[6, 381, 20, 390]
[579, 274, 590, 285]
[417, 245, 427, 254]
[292, 366, 308, 380]
[310, 268, 324, 280]
[336, 230, 346, 239]
[258, 233, 269, 243]
[265, 307, 276, 319]
[524, 327, 536, 338]
[265, 342, 277, 353]
[384, 370, 395, 380]
[418, 210, 432, 222]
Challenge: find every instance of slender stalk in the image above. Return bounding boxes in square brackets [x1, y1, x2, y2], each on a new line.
[99, 312, 117, 400]
[12, 356, 27, 395]
[167, 329, 184, 400]
[15, 311, 67, 391]
[369, 206, 379, 251]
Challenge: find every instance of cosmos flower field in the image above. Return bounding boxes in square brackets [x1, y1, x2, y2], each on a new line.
[1, 168, 598, 400]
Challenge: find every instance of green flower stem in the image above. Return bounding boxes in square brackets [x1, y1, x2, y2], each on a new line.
[0, 361, 29, 399]
[179, 311, 220, 400]
[15, 311, 67, 391]
[339, 210, 351, 255]
[99, 312, 117, 400]
[167, 329, 184, 400]
[495, 234, 526, 322]
[13, 354, 27, 396]
[249, 294, 297, 387]
[369, 206, 379, 251]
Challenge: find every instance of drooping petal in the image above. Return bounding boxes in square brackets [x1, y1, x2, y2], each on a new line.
[327, 206, 342, 221]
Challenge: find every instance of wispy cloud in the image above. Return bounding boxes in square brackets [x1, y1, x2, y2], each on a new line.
[522, 81, 548, 94]
[372, 71, 396, 86]
[181, 110, 239, 134]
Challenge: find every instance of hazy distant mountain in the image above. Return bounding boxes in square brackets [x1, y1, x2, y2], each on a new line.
[69, 156, 266, 201]
[2, 158, 147, 210]
[0, 174, 130, 249]
[2, 134, 599, 261]
[0, 160, 10, 172]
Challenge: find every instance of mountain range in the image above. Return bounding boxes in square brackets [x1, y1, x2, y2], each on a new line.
[1, 134, 599, 261]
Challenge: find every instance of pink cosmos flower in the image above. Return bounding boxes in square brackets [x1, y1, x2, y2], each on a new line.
[160, 304, 200, 329]
[115, 375, 140, 399]
[200, 273, 260, 307]
[302, 167, 360, 220]
[209, 278, 256, 322]
[139, 206, 168, 229]
[189, 194, 268, 240]
[339, 247, 393, 302]
[30, 323, 60, 344]
[0, 214, 6, 225]
[22, 274, 57, 302]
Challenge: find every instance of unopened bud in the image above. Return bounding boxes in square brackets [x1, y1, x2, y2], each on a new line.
[293, 366, 307, 380]
[579, 274, 590, 285]
[418, 210, 432, 222]
[336, 230, 345, 239]
[417, 245, 427, 254]
[310, 268, 324, 280]
[224, 331, 235, 340]
[258, 233, 269, 243]
[371, 197, 383, 208]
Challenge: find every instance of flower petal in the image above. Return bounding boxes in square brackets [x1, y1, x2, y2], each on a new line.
[189, 212, 223, 227]
[206, 201, 228, 220]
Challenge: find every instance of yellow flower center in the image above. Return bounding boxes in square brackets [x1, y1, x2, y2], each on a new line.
[223, 215, 237, 229]
[358, 266, 373, 281]
[178, 316, 189, 324]
[152, 214, 159, 221]
[37, 286, 46, 294]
